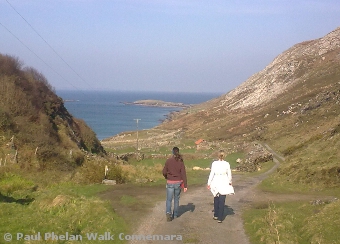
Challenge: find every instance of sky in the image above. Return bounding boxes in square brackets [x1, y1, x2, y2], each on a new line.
[0, 0, 340, 93]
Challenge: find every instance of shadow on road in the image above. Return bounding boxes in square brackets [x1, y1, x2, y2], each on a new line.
[208, 204, 235, 220]
[178, 202, 195, 217]
[223, 205, 235, 220]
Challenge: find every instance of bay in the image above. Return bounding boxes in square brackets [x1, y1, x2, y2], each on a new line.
[56, 90, 221, 140]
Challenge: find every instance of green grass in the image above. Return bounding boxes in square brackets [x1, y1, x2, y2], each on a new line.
[46, 181, 110, 197]
[243, 154, 340, 244]
[129, 157, 164, 167]
[186, 170, 210, 186]
[259, 174, 340, 197]
[108, 147, 136, 154]
[0, 172, 36, 196]
[243, 200, 340, 244]
[0, 173, 129, 244]
[124, 150, 245, 187]
[184, 151, 244, 169]
[185, 158, 212, 169]
[101, 184, 165, 233]
[120, 195, 137, 206]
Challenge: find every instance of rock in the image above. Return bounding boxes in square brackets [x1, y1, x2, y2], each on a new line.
[236, 143, 273, 172]
[135, 178, 152, 183]
[102, 179, 116, 185]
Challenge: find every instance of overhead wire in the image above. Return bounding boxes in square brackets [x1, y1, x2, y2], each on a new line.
[0, 21, 79, 90]
[3, 0, 94, 91]
[0, 1, 121, 139]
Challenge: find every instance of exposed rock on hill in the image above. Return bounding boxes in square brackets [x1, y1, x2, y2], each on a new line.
[157, 27, 340, 136]
[235, 143, 273, 172]
[214, 27, 340, 111]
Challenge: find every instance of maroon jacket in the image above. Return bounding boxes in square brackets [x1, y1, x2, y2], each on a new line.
[162, 156, 187, 188]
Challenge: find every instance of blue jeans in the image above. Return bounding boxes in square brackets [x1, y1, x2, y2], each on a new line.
[166, 182, 181, 218]
[214, 194, 226, 221]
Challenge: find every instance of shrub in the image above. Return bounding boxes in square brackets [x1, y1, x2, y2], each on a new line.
[0, 172, 35, 196]
[74, 158, 127, 184]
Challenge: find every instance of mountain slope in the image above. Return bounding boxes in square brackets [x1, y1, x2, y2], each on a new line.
[217, 26, 340, 111]
[158, 27, 340, 138]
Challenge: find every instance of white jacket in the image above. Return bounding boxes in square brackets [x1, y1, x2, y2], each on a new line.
[207, 160, 233, 196]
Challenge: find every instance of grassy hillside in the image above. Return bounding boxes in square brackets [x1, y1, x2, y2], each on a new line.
[0, 54, 132, 243]
[0, 54, 105, 171]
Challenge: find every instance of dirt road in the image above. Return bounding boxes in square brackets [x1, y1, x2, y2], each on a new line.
[128, 176, 251, 244]
[127, 145, 282, 244]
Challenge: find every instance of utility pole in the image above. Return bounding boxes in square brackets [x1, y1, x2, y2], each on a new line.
[134, 119, 141, 151]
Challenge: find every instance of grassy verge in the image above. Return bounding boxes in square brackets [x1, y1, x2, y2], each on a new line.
[259, 173, 340, 196]
[242, 161, 340, 244]
[243, 199, 340, 244]
[0, 170, 129, 244]
[100, 183, 166, 233]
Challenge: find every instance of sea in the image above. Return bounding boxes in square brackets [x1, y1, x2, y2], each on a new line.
[56, 90, 222, 140]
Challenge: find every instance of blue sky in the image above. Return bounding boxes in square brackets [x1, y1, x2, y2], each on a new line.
[1, 0, 340, 93]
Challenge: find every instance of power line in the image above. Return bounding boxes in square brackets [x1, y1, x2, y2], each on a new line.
[0, 21, 79, 90]
[5, 0, 94, 90]
[134, 119, 141, 151]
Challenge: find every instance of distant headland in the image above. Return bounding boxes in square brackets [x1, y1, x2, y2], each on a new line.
[121, 99, 191, 108]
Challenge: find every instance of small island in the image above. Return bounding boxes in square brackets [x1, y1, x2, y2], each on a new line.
[121, 99, 190, 108]
[63, 99, 80, 102]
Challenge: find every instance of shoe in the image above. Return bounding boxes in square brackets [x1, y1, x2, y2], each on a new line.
[217, 220, 222, 223]
[213, 217, 218, 220]
[166, 213, 172, 222]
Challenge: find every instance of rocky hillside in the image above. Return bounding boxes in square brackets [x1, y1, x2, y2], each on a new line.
[216, 26, 340, 111]
[157, 27, 340, 139]
[0, 54, 105, 170]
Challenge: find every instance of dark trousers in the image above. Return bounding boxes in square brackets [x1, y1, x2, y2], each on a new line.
[214, 194, 226, 221]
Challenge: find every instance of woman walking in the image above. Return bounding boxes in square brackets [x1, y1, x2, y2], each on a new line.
[162, 146, 187, 222]
[207, 150, 233, 223]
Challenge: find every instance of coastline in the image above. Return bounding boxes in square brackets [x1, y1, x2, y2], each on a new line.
[58, 90, 220, 140]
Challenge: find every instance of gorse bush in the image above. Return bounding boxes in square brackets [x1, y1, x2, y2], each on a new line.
[0, 171, 35, 196]
[75, 118, 105, 154]
[74, 158, 128, 184]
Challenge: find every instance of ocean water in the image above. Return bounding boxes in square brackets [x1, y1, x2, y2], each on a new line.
[56, 90, 221, 140]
